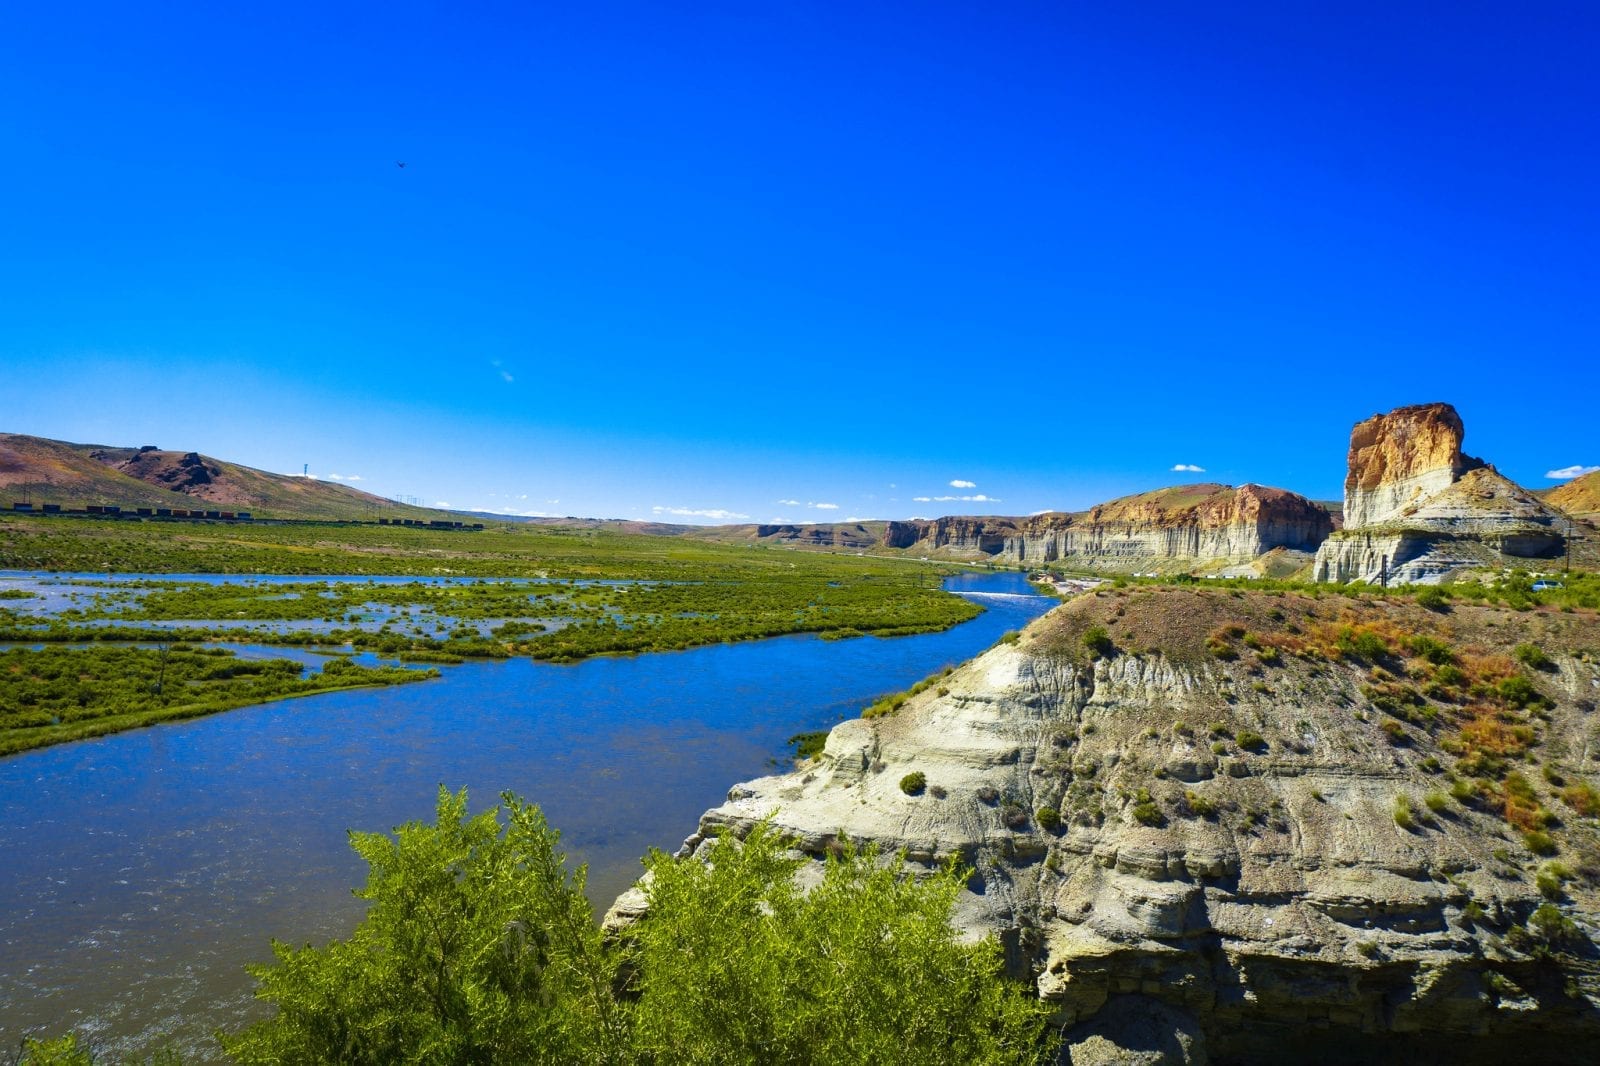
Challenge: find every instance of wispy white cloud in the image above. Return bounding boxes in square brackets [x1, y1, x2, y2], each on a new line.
[950, 479, 977, 489]
[652, 506, 750, 521]
[490, 359, 514, 384]
[914, 494, 999, 503]
[1030, 509, 1055, 515]
[324, 473, 363, 482]
[434, 501, 452, 508]
[1171, 463, 1206, 473]
[776, 498, 801, 506]
[1547, 464, 1600, 479]
[913, 496, 931, 502]
[810, 502, 839, 510]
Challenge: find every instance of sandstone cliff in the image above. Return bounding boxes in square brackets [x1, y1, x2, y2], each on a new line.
[1314, 404, 1577, 585]
[624, 588, 1600, 1063]
[884, 484, 1333, 574]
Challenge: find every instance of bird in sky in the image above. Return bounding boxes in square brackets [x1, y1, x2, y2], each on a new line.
[396, 161, 407, 168]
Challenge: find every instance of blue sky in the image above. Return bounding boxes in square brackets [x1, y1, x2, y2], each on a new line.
[2, 3, 1596, 523]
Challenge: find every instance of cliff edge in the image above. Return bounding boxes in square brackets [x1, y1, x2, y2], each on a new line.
[624, 588, 1600, 1062]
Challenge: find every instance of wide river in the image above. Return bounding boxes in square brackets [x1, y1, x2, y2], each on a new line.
[0, 571, 1055, 1060]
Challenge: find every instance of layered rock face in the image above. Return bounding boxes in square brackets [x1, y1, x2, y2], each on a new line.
[885, 484, 1333, 573]
[1314, 403, 1575, 585]
[627, 589, 1600, 1063]
[1342, 403, 1486, 528]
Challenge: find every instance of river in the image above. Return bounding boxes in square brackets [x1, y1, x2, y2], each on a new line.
[0, 570, 1055, 1060]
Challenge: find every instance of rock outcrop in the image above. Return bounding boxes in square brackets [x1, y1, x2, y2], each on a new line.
[622, 588, 1600, 1063]
[1314, 404, 1576, 585]
[884, 484, 1333, 574]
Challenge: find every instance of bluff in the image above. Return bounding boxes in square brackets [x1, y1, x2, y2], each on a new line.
[1313, 404, 1579, 585]
[620, 588, 1600, 1063]
[883, 484, 1333, 573]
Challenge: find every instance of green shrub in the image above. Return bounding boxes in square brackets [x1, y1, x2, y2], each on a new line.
[1081, 625, 1114, 658]
[788, 730, 829, 761]
[1414, 586, 1451, 612]
[1183, 790, 1216, 818]
[899, 771, 927, 796]
[1393, 795, 1415, 830]
[1406, 635, 1455, 665]
[1424, 790, 1449, 814]
[1130, 788, 1164, 827]
[1523, 829, 1557, 856]
[1035, 806, 1061, 832]
[1235, 729, 1266, 753]
[1560, 782, 1600, 817]
[1514, 643, 1553, 671]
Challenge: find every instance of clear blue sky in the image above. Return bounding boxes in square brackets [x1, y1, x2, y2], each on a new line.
[2, 2, 1596, 523]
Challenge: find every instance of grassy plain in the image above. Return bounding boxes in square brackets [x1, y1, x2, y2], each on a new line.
[0, 516, 982, 662]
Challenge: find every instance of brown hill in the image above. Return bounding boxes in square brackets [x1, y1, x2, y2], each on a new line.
[0, 432, 434, 521]
[1547, 469, 1600, 517]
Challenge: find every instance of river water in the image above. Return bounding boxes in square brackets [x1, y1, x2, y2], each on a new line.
[0, 571, 1054, 1060]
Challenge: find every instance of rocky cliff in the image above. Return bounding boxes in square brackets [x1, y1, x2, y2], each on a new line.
[622, 588, 1600, 1063]
[885, 484, 1333, 573]
[1314, 404, 1577, 585]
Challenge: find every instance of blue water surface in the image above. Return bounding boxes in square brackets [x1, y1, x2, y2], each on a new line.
[0, 571, 1054, 1060]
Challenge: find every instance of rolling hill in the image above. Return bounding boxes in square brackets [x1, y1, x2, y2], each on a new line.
[0, 433, 440, 521]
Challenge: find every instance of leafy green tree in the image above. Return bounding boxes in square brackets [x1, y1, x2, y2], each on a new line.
[224, 792, 1053, 1065]
[222, 787, 627, 1065]
[627, 824, 1054, 1065]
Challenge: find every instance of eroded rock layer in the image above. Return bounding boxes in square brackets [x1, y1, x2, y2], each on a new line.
[884, 484, 1333, 573]
[1315, 404, 1578, 585]
[625, 589, 1600, 1063]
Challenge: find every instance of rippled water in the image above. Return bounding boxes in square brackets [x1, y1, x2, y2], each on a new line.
[0, 571, 1053, 1060]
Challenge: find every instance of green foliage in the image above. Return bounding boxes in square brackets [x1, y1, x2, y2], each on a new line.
[1513, 903, 1584, 955]
[1235, 729, 1266, 753]
[1130, 788, 1164, 827]
[1523, 830, 1558, 856]
[787, 730, 830, 761]
[998, 630, 1022, 646]
[1182, 790, 1216, 818]
[1406, 635, 1456, 665]
[1034, 806, 1061, 832]
[1393, 795, 1415, 830]
[1560, 781, 1600, 817]
[1496, 674, 1546, 710]
[0, 525, 982, 664]
[1335, 626, 1389, 662]
[0, 646, 434, 756]
[1080, 625, 1113, 659]
[1413, 585, 1451, 612]
[1424, 790, 1450, 814]
[1513, 643, 1554, 671]
[223, 787, 626, 1065]
[899, 771, 927, 796]
[630, 824, 1055, 1065]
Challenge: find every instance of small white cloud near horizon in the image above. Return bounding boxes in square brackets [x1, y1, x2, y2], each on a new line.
[810, 502, 839, 510]
[776, 498, 801, 506]
[652, 505, 750, 522]
[434, 500, 451, 508]
[915, 494, 999, 503]
[1547, 464, 1600, 479]
[950, 479, 977, 489]
[1172, 463, 1206, 473]
[324, 473, 363, 482]
[1030, 508, 1055, 515]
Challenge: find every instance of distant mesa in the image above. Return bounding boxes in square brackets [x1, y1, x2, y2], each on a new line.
[1313, 402, 1589, 585]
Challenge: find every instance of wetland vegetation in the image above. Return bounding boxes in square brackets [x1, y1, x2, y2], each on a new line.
[0, 645, 435, 756]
